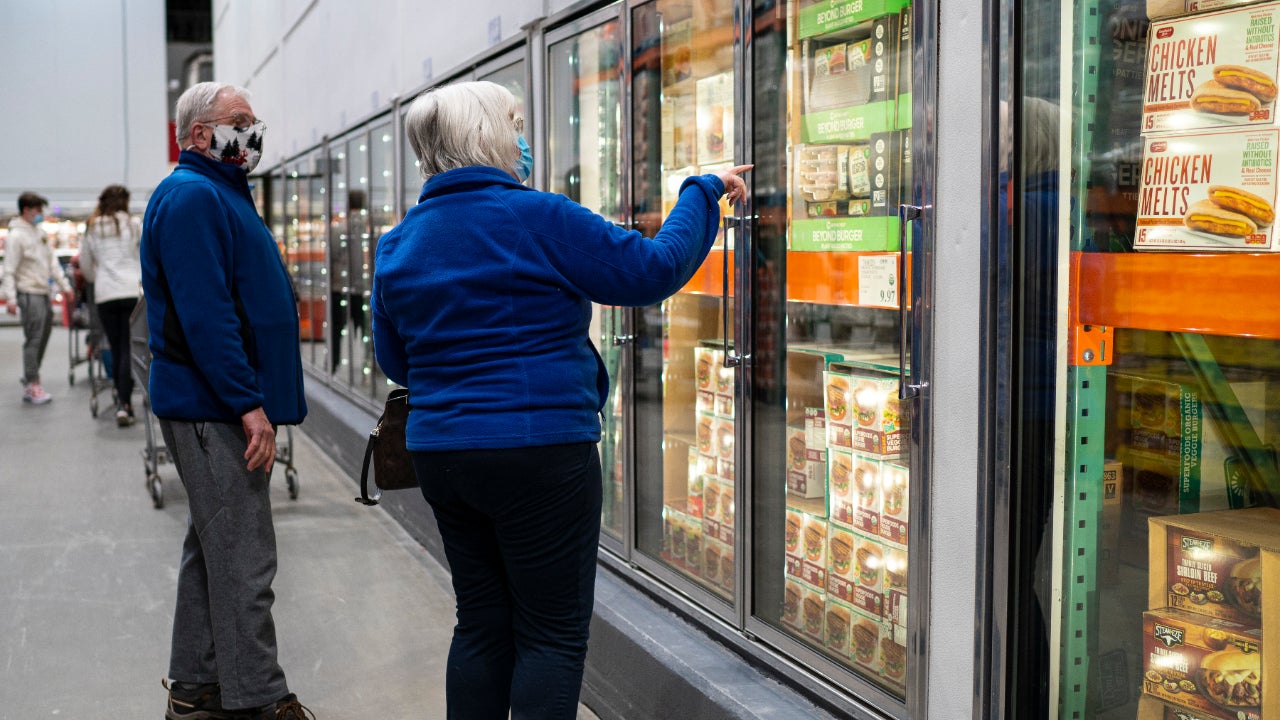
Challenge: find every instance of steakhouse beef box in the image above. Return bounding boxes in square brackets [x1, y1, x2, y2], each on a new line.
[1149, 508, 1280, 624]
[1143, 4, 1280, 134]
[1135, 128, 1280, 251]
[1142, 606, 1265, 720]
[1137, 695, 1233, 720]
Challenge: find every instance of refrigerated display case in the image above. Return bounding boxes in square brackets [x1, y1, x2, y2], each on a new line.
[1010, 0, 1280, 718]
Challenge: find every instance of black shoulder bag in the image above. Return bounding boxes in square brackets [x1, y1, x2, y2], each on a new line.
[356, 388, 419, 505]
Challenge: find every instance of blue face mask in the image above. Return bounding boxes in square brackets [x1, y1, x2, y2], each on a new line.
[515, 135, 533, 183]
[32, 213, 44, 224]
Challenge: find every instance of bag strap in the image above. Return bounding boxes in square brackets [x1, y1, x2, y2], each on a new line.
[355, 421, 384, 506]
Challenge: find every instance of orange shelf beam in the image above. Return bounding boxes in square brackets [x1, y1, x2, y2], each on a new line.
[1073, 251, 1280, 340]
[681, 249, 909, 308]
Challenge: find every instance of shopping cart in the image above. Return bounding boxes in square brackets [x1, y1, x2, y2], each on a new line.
[129, 298, 300, 509]
[66, 281, 116, 417]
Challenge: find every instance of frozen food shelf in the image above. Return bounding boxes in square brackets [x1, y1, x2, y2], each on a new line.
[1073, 251, 1280, 340]
[682, 249, 910, 309]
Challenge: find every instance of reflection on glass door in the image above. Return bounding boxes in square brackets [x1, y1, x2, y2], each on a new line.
[330, 139, 354, 382]
[751, 0, 915, 699]
[368, 122, 395, 402]
[547, 14, 626, 541]
[632, 0, 738, 603]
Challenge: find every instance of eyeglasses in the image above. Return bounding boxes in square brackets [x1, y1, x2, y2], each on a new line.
[199, 113, 265, 132]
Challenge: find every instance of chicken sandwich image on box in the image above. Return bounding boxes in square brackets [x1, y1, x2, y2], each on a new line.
[1135, 128, 1280, 251]
[1143, 3, 1280, 133]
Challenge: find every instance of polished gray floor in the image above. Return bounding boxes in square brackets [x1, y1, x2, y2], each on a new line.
[0, 322, 599, 719]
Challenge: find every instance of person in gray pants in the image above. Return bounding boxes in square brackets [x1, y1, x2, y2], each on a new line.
[2, 191, 72, 405]
[141, 81, 312, 720]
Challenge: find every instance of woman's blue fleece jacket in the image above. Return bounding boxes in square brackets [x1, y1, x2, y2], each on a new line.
[372, 166, 725, 451]
[140, 150, 307, 425]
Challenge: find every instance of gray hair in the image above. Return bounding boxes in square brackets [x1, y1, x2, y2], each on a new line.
[174, 81, 252, 147]
[404, 81, 522, 180]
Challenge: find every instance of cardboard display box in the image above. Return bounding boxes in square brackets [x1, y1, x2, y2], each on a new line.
[825, 364, 906, 458]
[1141, 606, 1264, 720]
[1135, 128, 1280, 251]
[1149, 508, 1280, 623]
[1144, 4, 1280, 133]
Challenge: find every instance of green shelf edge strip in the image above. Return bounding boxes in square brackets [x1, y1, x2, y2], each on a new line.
[1060, 365, 1106, 718]
[1060, 0, 1103, 714]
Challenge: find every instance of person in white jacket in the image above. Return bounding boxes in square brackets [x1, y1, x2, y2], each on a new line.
[3, 192, 72, 405]
[79, 184, 142, 425]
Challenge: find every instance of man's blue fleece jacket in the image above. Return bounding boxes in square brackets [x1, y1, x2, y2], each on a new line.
[140, 150, 307, 425]
[372, 166, 725, 452]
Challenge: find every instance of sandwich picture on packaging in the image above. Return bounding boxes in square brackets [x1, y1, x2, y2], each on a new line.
[1135, 128, 1280, 250]
[1142, 3, 1280, 134]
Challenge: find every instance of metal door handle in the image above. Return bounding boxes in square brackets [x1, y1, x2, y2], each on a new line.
[898, 204, 924, 400]
[722, 215, 747, 367]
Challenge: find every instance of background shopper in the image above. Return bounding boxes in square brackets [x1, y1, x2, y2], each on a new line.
[142, 81, 312, 720]
[372, 79, 748, 720]
[3, 191, 72, 405]
[79, 184, 142, 426]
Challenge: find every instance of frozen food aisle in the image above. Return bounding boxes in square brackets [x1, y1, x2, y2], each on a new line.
[0, 323, 604, 719]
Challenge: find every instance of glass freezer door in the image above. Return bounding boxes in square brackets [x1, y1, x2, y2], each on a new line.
[631, 0, 741, 606]
[748, 0, 918, 704]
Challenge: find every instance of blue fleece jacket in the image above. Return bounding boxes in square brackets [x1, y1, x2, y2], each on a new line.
[372, 166, 725, 451]
[140, 150, 307, 425]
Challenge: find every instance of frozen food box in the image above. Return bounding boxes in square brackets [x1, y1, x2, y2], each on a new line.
[787, 423, 826, 499]
[853, 530, 888, 618]
[849, 610, 883, 671]
[799, 12, 901, 141]
[695, 72, 734, 166]
[824, 598, 855, 657]
[868, 130, 910, 218]
[702, 538, 733, 593]
[826, 365, 906, 457]
[802, 586, 827, 642]
[879, 460, 909, 545]
[687, 471, 705, 519]
[1141, 606, 1265, 720]
[1136, 695, 1226, 720]
[1112, 372, 1269, 562]
[826, 524, 858, 601]
[1144, 4, 1280, 134]
[1135, 128, 1280, 251]
[787, 511, 829, 591]
[878, 629, 908, 688]
[783, 577, 806, 631]
[883, 544, 908, 626]
[1148, 0, 1187, 16]
[1189, 0, 1278, 12]
[703, 478, 735, 546]
[851, 453, 883, 536]
[797, 0, 909, 39]
[694, 346, 721, 415]
[1100, 460, 1125, 585]
[1149, 508, 1280, 624]
[828, 448, 856, 527]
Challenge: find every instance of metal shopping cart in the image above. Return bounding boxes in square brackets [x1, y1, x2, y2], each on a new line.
[129, 298, 299, 509]
[66, 281, 116, 417]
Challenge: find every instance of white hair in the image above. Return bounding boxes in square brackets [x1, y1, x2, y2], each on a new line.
[404, 81, 522, 180]
[174, 81, 252, 147]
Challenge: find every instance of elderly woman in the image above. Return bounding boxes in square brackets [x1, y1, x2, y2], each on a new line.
[372, 80, 747, 719]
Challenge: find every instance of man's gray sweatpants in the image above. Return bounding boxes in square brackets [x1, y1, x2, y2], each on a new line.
[159, 419, 289, 710]
[16, 292, 53, 385]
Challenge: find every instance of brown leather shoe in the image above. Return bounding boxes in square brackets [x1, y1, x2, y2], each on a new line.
[245, 694, 315, 720]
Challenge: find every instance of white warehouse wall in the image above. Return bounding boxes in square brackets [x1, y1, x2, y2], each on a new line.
[211, 0, 581, 169]
[0, 0, 168, 217]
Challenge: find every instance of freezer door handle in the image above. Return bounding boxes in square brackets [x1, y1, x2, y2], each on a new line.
[722, 214, 748, 368]
[898, 204, 926, 400]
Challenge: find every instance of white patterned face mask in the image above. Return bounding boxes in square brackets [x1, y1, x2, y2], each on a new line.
[204, 120, 266, 173]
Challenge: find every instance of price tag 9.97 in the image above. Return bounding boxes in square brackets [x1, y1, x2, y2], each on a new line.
[858, 254, 899, 308]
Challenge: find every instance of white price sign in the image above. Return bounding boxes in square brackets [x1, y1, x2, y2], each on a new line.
[858, 254, 899, 308]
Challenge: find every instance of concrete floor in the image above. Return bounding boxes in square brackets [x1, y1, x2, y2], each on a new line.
[0, 323, 599, 719]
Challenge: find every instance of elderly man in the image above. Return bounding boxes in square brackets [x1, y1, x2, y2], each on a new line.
[3, 191, 72, 405]
[142, 81, 312, 720]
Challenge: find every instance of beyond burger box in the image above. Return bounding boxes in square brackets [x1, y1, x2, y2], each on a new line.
[828, 448, 856, 527]
[850, 529, 887, 618]
[802, 586, 827, 642]
[824, 598, 856, 657]
[825, 364, 905, 457]
[1149, 508, 1280, 624]
[851, 452, 883, 536]
[827, 524, 858, 602]
[787, 422, 826, 499]
[782, 578, 806, 631]
[849, 609, 884, 672]
[1143, 4, 1280, 134]
[879, 460, 909, 545]
[1142, 607, 1265, 720]
[1135, 128, 1280, 251]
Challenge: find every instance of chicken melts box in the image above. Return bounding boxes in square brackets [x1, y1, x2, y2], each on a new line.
[1149, 508, 1280, 625]
[1143, 4, 1280, 134]
[1142, 607, 1264, 720]
[1135, 128, 1280, 250]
